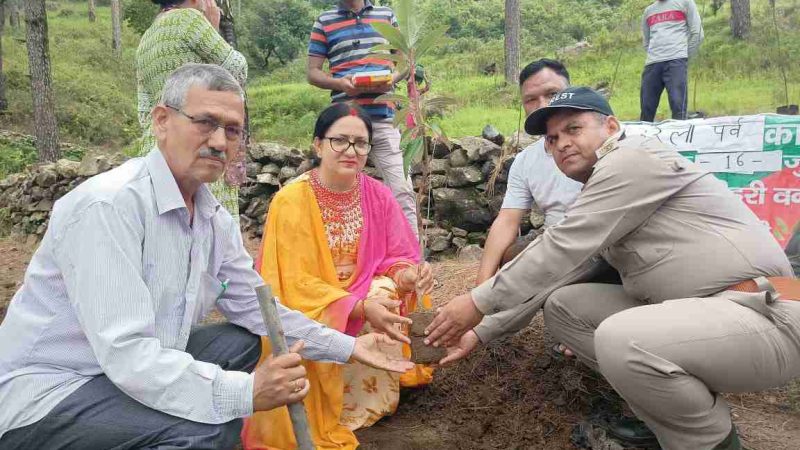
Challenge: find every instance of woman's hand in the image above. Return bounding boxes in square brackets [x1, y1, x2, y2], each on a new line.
[398, 262, 433, 295]
[363, 293, 412, 344]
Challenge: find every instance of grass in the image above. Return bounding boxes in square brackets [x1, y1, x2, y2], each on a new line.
[245, 52, 800, 146]
[245, 0, 800, 145]
[246, 79, 329, 146]
[1, 1, 140, 149]
[2, 0, 800, 155]
[0, 130, 86, 177]
[0, 133, 37, 178]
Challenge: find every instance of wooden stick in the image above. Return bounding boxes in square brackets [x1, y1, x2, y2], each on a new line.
[255, 284, 315, 450]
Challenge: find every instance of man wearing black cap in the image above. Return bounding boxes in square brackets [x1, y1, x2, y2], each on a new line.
[425, 87, 799, 449]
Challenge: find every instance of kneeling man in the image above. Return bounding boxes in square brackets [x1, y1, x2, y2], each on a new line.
[427, 87, 798, 450]
[0, 64, 412, 449]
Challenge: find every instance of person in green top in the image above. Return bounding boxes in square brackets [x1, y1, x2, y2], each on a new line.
[136, 0, 247, 217]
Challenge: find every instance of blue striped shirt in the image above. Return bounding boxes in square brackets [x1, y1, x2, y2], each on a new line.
[309, 0, 397, 118]
[0, 148, 355, 437]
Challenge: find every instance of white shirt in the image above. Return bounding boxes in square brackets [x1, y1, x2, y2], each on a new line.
[501, 140, 583, 226]
[0, 149, 355, 438]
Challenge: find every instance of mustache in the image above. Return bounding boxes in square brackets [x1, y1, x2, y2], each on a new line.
[198, 147, 227, 161]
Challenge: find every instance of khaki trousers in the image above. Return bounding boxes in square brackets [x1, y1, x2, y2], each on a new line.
[370, 120, 418, 233]
[543, 283, 800, 450]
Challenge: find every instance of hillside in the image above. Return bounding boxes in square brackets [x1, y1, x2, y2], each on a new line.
[249, 0, 800, 145]
[1, 0, 799, 163]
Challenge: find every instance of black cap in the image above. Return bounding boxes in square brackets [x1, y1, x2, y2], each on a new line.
[524, 86, 614, 136]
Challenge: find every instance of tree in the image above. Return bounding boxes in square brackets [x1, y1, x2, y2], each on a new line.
[768, 0, 789, 107]
[240, 0, 312, 70]
[0, 0, 7, 112]
[123, 0, 159, 35]
[730, 0, 750, 39]
[371, 0, 452, 280]
[24, 0, 61, 162]
[504, 0, 520, 85]
[8, 0, 19, 29]
[89, 0, 97, 22]
[111, 0, 122, 55]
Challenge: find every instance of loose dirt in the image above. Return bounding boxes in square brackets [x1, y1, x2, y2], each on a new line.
[1, 236, 799, 449]
[0, 236, 37, 321]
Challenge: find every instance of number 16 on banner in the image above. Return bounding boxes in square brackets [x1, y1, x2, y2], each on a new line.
[696, 151, 784, 174]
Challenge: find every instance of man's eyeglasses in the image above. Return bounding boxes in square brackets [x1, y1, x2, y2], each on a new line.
[166, 105, 246, 142]
[324, 136, 372, 155]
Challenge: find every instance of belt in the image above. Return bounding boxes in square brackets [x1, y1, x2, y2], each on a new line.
[729, 276, 800, 301]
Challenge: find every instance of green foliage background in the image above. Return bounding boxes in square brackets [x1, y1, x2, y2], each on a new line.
[1, 0, 800, 169]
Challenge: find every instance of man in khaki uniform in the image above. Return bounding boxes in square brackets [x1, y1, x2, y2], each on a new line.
[425, 87, 798, 450]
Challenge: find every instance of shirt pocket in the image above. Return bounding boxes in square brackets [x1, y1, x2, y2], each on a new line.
[194, 272, 224, 323]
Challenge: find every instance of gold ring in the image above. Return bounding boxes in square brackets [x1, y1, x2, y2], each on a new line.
[293, 380, 303, 393]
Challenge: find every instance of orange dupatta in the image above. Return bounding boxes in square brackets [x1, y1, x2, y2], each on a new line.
[241, 175, 429, 449]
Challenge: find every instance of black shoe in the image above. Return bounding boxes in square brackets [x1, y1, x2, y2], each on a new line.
[713, 425, 744, 450]
[604, 415, 660, 449]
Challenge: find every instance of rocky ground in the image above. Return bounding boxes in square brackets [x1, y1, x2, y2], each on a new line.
[1, 235, 799, 449]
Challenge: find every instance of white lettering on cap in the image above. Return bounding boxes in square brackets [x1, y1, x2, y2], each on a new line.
[549, 92, 575, 104]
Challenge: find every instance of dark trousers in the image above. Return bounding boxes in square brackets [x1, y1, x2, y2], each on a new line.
[640, 58, 688, 122]
[0, 323, 261, 450]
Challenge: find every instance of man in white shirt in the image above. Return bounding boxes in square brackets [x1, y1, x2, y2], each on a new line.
[0, 64, 412, 449]
[476, 59, 583, 284]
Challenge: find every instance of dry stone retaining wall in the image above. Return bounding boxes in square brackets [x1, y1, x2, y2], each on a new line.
[0, 130, 545, 257]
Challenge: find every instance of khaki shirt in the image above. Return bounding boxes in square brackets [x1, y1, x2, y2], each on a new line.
[472, 134, 793, 343]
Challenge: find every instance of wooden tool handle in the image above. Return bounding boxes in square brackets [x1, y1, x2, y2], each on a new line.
[255, 284, 315, 450]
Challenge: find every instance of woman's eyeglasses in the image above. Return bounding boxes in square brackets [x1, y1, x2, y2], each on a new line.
[324, 136, 372, 155]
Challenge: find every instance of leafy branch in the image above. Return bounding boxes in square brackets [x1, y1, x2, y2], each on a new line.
[369, 0, 453, 297]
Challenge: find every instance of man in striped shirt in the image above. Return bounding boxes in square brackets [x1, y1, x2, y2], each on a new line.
[307, 0, 418, 232]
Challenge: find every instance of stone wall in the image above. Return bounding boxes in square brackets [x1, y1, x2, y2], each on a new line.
[0, 153, 127, 236]
[0, 129, 545, 257]
[239, 129, 544, 257]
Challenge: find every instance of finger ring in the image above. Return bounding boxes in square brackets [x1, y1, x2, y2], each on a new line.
[293, 380, 303, 393]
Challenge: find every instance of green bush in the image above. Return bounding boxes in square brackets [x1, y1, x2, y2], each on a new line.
[124, 0, 160, 35]
[0, 131, 85, 178]
[237, 0, 314, 72]
[0, 134, 37, 178]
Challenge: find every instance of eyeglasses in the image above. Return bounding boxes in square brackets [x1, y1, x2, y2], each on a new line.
[324, 136, 372, 155]
[166, 105, 246, 142]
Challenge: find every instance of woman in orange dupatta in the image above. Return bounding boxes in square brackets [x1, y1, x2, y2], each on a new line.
[242, 104, 434, 450]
